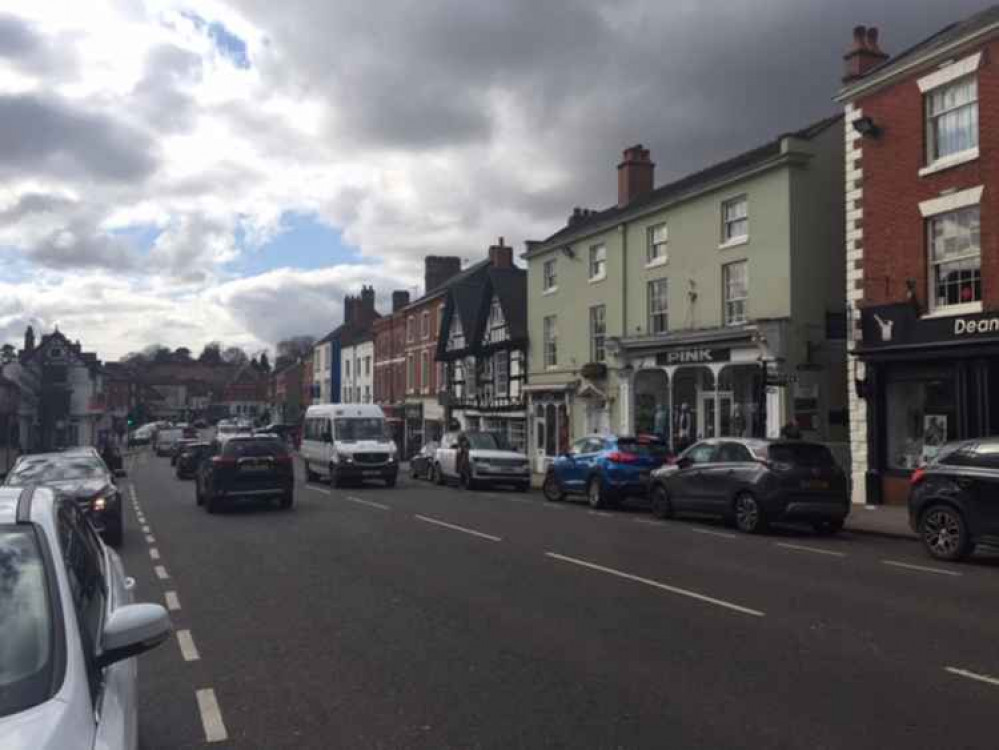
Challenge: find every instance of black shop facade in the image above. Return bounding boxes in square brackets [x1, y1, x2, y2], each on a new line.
[855, 302, 999, 505]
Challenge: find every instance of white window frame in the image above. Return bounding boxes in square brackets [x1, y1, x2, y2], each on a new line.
[588, 244, 606, 282]
[543, 315, 558, 369]
[542, 258, 557, 293]
[922, 71, 979, 175]
[589, 304, 606, 363]
[720, 196, 748, 248]
[723, 261, 749, 326]
[646, 223, 668, 266]
[927, 205, 982, 315]
[648, 278, 668, 334]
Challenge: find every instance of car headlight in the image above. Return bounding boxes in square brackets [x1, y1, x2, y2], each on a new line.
[92, 490, 115, 511]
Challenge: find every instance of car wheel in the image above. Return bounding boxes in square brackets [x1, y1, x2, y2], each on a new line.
[650, 484, 673, 519]
[812, 518, 845, 536]
[435, 464, 445, 486]
[279, 491, 294, 510]
[919, 504, 974, 561]
[587, 476, 608, 509]
[733, 492, 767, 534]
[305, 462, 319, 483]
[542, 471, 564, 502]
[104, 514, 124, 548]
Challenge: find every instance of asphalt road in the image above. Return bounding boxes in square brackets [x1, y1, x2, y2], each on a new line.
[117, 450, 999, 750]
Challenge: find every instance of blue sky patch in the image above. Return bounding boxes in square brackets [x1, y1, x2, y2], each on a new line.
[181, 11, 250, 69]
[230, 212, 369, 275]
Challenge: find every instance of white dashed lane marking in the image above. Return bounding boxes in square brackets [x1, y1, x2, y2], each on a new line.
[414, 514, 502, 543]
[344, 495, 390, 511]
[691, 527, 737, 540]
[177, 629, 200, 661]
[165, 591, 181, 611]
[154, 565, 169, 580]
[883, 559, 962, 577]
[149, 548, 160, 560]
[774, 542, 846, 558]
[945, 666, 999, 687]
[196, 688, 229, 743]
[545, 551, 766, 618]
[145, 534, 156, 544]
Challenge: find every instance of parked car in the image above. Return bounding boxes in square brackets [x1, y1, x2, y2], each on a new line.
[647, 439, 849, 534]
[170, 438, 199, 466]
[175, 441, 211, 479]
[434, 431, 530, 491]
[300, 403, 398, 488]
[0, 486, 172, 750]
[908, 438, 999, 561]
[4, 451, 126, 546]
[154, 427, 182, 457]
[543, 434, 667, 508]
[195, 435, 295, 512]
[410, 441, 439, 480]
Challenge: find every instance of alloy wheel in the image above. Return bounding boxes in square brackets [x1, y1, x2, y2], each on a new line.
[922, 507, 965, 559]
[735, 493, 762, 533]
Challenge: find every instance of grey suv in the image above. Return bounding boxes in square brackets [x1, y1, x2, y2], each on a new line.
[0, 486, 171, 749]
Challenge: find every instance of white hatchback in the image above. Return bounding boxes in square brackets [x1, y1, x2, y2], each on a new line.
[0, 486, 171, 750]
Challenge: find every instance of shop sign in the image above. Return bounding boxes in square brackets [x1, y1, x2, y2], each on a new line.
[655, 347, 731, 367]
[862, 303, 999, 350]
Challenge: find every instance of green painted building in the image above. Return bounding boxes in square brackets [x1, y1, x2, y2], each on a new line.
[523, 117, 847, 475]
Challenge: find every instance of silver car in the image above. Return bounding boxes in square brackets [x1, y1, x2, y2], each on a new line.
[0, 486, 171, 750]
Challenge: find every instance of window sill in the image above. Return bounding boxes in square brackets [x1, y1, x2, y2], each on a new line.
[921, 301, 983, 318]
[919, 147, 979, 177]
[718, 236, 749, 251]
[588, 274, 607, 285]
[542, 287, 558, 296]
[645, 257, 668, 269]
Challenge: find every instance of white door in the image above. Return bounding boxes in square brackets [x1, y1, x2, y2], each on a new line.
[697, 391, 734, 438]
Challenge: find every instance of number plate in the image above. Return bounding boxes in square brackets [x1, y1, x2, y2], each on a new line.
[240, 461, 269, 473]
[363, 470, 382, 477]
[801, 479, 829, 490]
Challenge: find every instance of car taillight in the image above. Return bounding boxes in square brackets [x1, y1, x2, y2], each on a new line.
[607, 451, 638, 464]
[910, 467, 926, 486]
[275, 454, 292, 465]
[212, 456, 236, 466]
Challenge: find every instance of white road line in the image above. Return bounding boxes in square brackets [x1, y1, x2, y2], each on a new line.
[345, 495, 390, 511]
[305, 483, 332, 495]
[945, 666, 999, 687]
[149, 547, 160, 560]
[633, 518, 663, 526]
[196, 688, 229, 743]
[164, 591, 181, 611]
[415, 514, 502, 543]
[545, 552, 765, 618]
[588, 510, 615, 518]
[154, 565, 169, 580]
[145, 534, 156, 544]
[542, 502, 567, 509]
[775, 542, 846, 558]
[177, 629, 200, 661]
[508, 497, 527, 503]
[883, 559, 962, 577]
[141, 525, 151, 534]
[691, 527, 737, 539]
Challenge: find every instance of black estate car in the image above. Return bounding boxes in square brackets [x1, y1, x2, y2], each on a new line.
[3, 451, 125, 546]
[196, 435, 295, 513]
[649, 439, 849, 534]
[175, 441, 211, 479]
[909, 438, 999, 561]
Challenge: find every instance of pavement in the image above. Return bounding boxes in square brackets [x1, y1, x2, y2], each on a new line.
[119, 450, 998, 749]
[846, 504, 917, 539]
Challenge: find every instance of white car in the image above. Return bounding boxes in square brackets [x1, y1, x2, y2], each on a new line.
[433, 431, 530, 491]
[300, 404, 399, 488]
[0, 486, 171, 750]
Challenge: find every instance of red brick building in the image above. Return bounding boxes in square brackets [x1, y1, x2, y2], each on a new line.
[837, 9, 999, 504]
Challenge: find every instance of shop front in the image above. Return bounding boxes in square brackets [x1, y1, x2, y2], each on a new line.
[524, 383, 573, 476]
[856, 303, 999, 505]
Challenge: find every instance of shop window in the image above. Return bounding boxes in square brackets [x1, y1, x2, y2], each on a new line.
[886, 371, 957, 470]
[928, 206, 981, 311]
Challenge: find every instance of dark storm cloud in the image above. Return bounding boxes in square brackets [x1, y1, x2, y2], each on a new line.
[0, 94, 159, 182]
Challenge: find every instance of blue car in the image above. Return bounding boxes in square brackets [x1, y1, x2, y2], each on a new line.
[542, 434, 668, 508]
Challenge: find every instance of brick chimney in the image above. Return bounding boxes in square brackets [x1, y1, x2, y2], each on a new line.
[360, 285, 375, 312]
[424, 255, 462, 294]
[488, 237, 513, 268]
[391, 290, 410, 312]
[617, 145, 654, 209]
[343, 294, 356, 324]
[843, 25, 889, 83]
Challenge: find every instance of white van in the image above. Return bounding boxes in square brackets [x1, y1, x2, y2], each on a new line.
[301, 404, 398, 488]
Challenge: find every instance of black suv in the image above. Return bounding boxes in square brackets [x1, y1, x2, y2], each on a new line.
[3, 451, 125, 546]
[649, 439, 849, 534]
[176, 441, 211, 479]
[909, 438, 999, 561]
[196, 436, 294, 513]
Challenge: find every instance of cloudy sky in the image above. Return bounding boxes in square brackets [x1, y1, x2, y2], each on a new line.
[0, 0, 988, 360]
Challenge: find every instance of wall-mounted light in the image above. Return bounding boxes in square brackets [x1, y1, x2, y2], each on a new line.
[561, 246, 575, 259]
[852, 116, 881, 138]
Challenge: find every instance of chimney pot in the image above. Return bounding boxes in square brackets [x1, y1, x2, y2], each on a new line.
[843, 24, 888, 84]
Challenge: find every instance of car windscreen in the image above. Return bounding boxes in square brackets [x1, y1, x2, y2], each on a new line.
[223, 439, 288, 458]
[616, 439, 667, 457]
[6, 456, 107, 486]
[334, 418, 384, 442]
[466, 433, 500, 450]
[768, 443, 836, 467]
[0, 527, 55, 718]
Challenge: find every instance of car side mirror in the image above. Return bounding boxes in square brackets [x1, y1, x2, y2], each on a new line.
[676, 457, 692, 470]
[97, 603, 172, 669]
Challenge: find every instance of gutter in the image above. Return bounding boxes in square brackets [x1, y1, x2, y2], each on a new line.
[834, 21, 999, 103]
